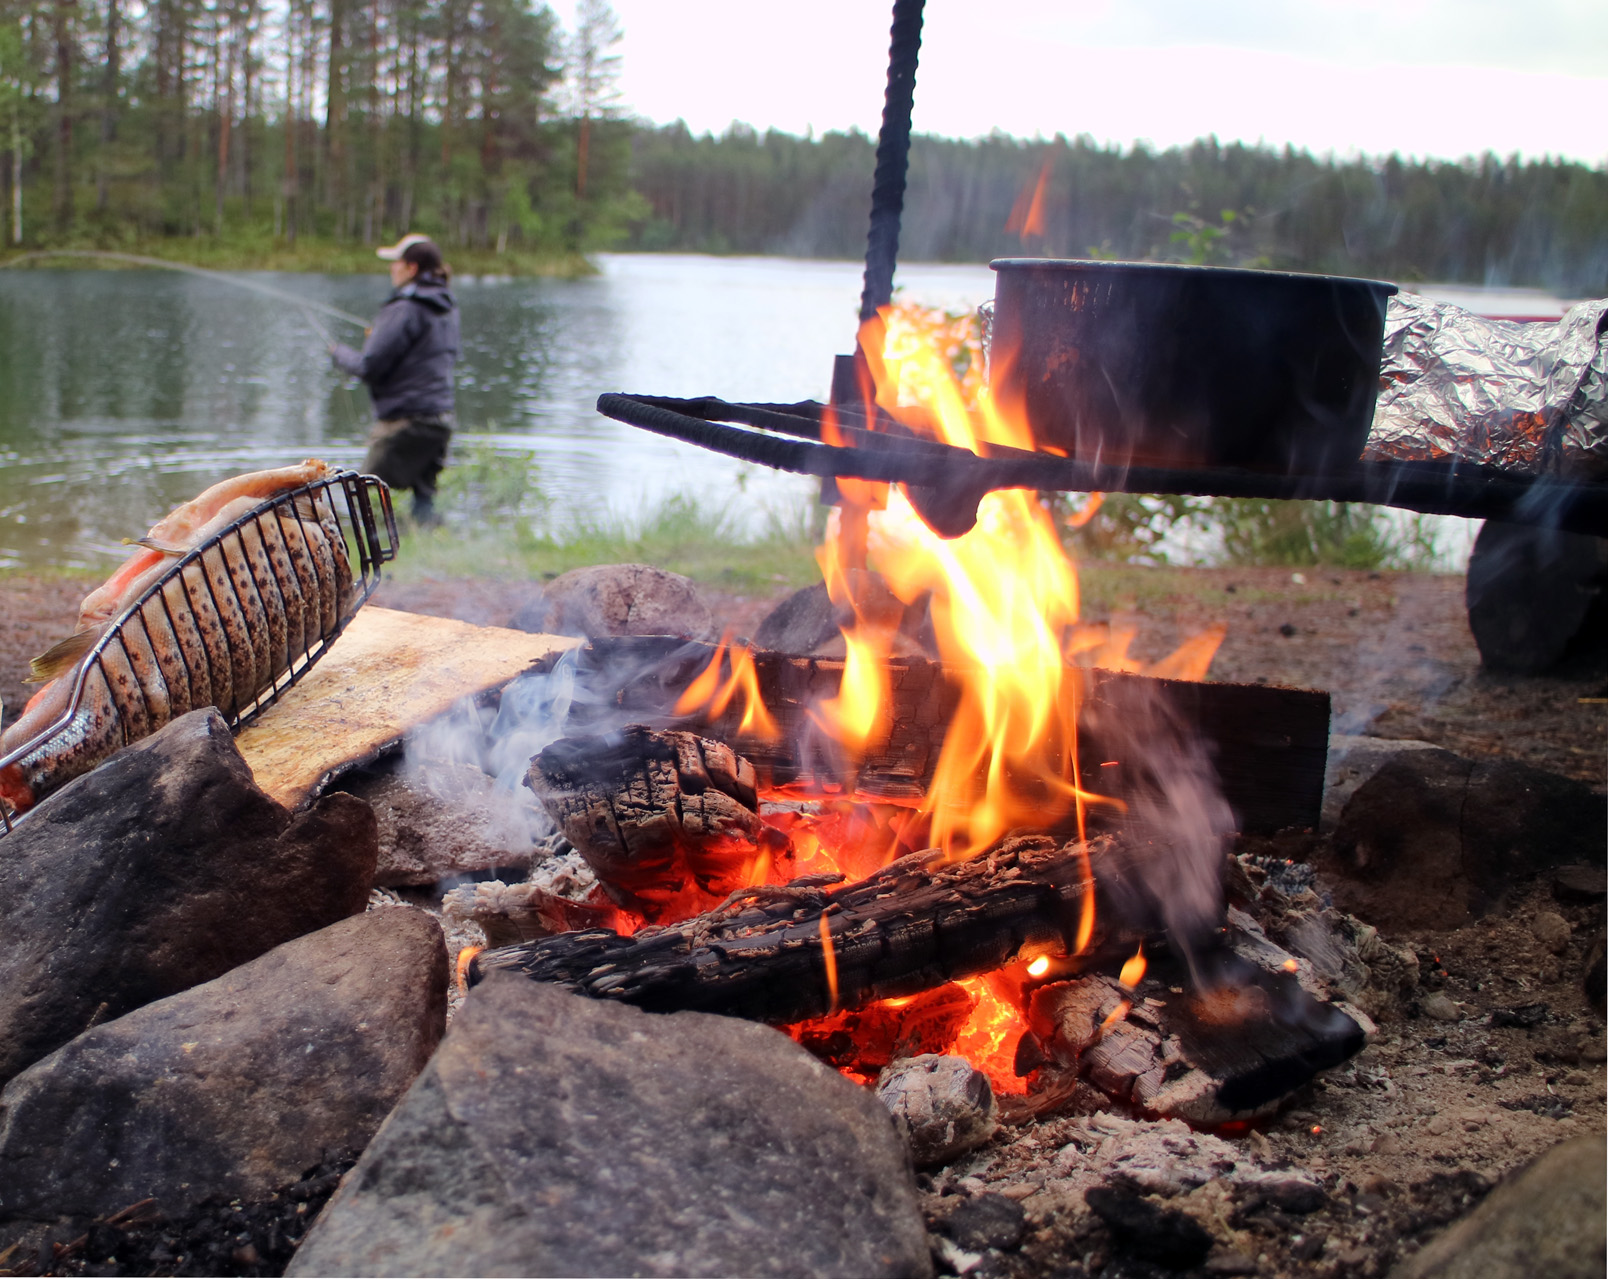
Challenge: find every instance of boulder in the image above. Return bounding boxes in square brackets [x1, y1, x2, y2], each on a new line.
[0, 709, 378, 1086]
[337, 760, 547, 887]
[512, 564, 712, 639]
[752, 572, 935, 658]
[289, 974, 932, 1278]
[1394, 1136, 1606, 1279]
[1325, 748, 1606, 931]
[1320, 735, 1440, 833]
[0, 908, 446, 1234]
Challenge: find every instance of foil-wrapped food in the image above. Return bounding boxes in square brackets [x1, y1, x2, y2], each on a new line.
[1366, 292, 1608, 477]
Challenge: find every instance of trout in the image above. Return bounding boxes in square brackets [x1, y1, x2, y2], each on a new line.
[0, 461, 356, 814]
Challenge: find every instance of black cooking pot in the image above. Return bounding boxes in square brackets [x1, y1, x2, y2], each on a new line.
[989, 260, 1396, 475]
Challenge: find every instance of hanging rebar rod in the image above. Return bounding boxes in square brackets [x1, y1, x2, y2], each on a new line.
[858, 0, 925, 323]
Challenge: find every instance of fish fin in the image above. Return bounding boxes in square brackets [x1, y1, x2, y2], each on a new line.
[27, 627, 105, 683]
[290, 495, 322, 521]
[126, 537, 187, 555]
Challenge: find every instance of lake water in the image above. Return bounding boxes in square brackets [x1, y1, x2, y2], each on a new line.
[0, 253, 997, 571]
[0, 253, 1477, 573]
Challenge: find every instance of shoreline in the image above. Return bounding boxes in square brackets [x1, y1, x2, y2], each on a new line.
[0, 243, 596, 279]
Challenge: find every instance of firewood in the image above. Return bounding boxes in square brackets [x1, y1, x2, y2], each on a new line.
[527, 725, 793, 921]
[469, 835, 1094, 1025]
[1023, 930, 1370, 1126]
[565, 637, 1330, 833]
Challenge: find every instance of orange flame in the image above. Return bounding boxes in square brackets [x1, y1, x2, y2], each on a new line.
[1098, 999, 1133, 1034]
[673, 631, 781, 741]
[819, 913, 840, 1013]
[826, 309, 1120, 869]
[1119, 944, 1147, 988]
[1006, 158, 1052, 240]
[455, 946, 483, 995]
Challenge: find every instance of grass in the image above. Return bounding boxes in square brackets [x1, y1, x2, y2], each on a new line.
[384, 441, 823, 593]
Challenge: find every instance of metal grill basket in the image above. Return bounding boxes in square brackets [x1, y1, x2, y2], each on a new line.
[0, 469, 398, 831]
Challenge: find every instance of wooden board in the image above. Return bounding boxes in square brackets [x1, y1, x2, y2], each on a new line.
[235, 606, 579, 809]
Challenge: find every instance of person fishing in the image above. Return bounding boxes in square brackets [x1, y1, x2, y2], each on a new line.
[330, 234, 460, 524]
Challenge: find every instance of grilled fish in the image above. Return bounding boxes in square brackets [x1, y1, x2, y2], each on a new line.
[0, 461, 359, 813]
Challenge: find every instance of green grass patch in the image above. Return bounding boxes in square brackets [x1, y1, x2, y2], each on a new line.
[384, 440, 821, 592]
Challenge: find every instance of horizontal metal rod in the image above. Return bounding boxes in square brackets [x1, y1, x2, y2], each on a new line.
[597, 392, 1608, 537]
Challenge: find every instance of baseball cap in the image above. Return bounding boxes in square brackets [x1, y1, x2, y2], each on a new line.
[376, 233, 433, 261]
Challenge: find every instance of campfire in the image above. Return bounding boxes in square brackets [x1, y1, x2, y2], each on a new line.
[467, 306, 1369, 1126]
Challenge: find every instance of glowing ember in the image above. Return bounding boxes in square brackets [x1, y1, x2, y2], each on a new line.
[950, 975, 1030, 1095]
[1026, 955, 1051, 978]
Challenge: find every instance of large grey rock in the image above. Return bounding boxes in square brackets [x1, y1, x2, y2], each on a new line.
[339, 760, 547, 887]
[1325, 747, 1606, 930]
[0, 908, 446, 1231]
[512, 563, 712, 639]
[0, 709, 378, 1086]
[1320, 735, 1440, 832]
[289, 974, 932, 1278]
[753, 572, 935, 658]
[1394, 1136, 1606, 1279]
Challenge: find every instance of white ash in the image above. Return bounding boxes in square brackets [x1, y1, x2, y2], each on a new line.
[876, 1054, 998, 1168]
[527, 847, 600, 899]
[441, 852, 603, 948]
[942, 1111, 1320, 1208]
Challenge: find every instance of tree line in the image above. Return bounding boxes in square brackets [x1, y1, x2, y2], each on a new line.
[2, 0, 1605, 296]
[627, 125, 1608, 296]
[0, 0, 642, 253]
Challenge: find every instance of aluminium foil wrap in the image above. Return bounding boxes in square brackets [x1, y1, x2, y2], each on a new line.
[1366, 292, 1608, 477]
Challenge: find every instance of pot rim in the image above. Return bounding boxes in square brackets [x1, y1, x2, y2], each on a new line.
[989, 257, 1398, 295]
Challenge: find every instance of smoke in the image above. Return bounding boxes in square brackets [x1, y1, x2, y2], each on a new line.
[1079, 673, 1237, 954]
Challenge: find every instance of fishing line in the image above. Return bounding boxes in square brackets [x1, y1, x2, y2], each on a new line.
[0, 249, 371, 340]
[2, 248, 377, 429]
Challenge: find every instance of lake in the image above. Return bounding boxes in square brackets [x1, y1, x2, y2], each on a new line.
[0, 253, 1480, 574]
[0, 254, 997, 572]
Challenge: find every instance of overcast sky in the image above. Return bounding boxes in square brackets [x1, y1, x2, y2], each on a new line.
[600, 0, 1607, 165]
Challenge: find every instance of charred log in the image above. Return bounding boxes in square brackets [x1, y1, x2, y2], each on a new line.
[528, 726, 792, 921]
[565, 636, 1331, 834]
[470, 835, 1093, 1025]
[1025, 938, 1370, 1127]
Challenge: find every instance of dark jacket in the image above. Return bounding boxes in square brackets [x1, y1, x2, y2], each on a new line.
[332, 275, 460, 420]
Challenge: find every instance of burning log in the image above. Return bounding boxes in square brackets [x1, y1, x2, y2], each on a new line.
[470, 835, 1092, 1024]
[527, 725, 793, 921]
[565, 637, 1332, 834]
[1024, 954, 1369, 1127]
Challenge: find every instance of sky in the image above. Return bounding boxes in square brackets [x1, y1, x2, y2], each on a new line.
[600, 0, 1607, 165]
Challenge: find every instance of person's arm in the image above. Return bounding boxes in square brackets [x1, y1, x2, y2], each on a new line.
[329, 300, 421, 385]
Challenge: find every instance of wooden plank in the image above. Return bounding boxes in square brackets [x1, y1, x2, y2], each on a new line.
[235, 606, 579, 810]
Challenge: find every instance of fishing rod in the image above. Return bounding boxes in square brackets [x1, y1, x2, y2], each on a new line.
[0, 249, 370, 342]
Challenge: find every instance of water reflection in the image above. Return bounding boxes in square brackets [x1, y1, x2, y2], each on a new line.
[0, 254, 996, 571]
